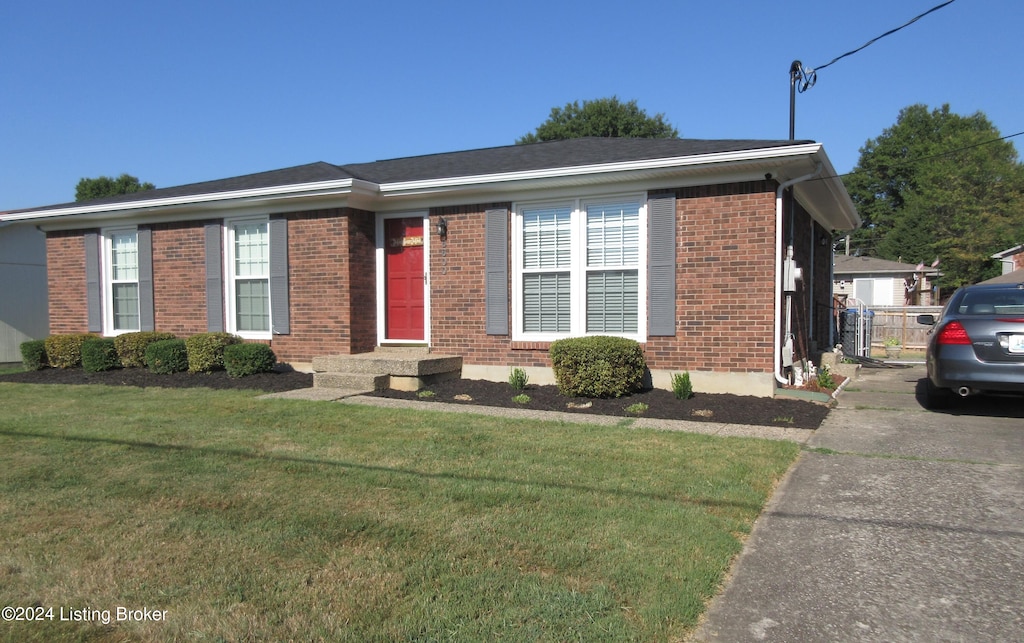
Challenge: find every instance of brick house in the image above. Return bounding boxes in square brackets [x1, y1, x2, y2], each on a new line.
[1, 138, 859, 396]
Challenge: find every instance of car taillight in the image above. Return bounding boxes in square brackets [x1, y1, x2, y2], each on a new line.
[996, 318, 1024, 323]
[937, 321, 972, 345]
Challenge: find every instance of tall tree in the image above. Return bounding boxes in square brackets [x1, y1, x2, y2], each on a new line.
[844, 104, 1024, 287]
[517, 97, 678, 144]
[75, 174, 155, 202]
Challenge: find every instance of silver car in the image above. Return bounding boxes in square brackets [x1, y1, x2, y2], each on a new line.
[917, 282, 1024, 409]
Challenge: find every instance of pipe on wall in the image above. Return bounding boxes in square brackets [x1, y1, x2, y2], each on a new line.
[774, 163, 823, 386]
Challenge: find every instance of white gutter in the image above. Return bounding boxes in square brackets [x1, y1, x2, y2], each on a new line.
[379, 144, 823, 195]
[0, 178, 371, 222]
[774, 163, 824, 386]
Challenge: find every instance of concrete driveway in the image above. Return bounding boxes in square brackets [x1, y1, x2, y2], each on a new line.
[692, 364, 1024, 642]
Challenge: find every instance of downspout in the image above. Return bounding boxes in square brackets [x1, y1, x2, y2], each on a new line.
[774, 163, 823, 385]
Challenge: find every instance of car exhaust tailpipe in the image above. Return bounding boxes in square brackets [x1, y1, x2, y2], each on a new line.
[957, 387, 974, 397]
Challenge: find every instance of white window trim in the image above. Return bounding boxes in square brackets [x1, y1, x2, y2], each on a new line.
[101, 226, 140, 336]
[511, 194, 647, 343]
[224, 216, 272, 340]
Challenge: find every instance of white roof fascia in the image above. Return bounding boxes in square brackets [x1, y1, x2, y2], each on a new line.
[377, 144, 825, 196]
[1, 178, 370, 223]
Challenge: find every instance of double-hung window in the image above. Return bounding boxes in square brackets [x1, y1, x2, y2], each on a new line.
[513, 196, 645, 341]
[225, 218, 271, 337]
[103, 228, 140, 333]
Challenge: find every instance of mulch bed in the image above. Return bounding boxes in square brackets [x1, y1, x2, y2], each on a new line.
[0, 367, 313, 393]
[0, 367, 833, 429]
[372, 378, 832, 429]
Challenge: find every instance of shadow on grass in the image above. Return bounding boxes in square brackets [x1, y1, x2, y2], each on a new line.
[0, 428, 767, 512]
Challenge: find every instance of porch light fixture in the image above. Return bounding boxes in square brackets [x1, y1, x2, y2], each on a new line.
[436, 217, 448, 239]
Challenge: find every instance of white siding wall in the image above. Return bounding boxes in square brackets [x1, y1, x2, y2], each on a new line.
[853, 277, 896, 306]
[0, 224, 48, 362]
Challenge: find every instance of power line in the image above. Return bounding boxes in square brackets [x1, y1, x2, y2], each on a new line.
[798, 130, 1024, 185]
[794, 0, 958, 93]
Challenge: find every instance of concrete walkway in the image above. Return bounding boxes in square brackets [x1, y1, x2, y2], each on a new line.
[691, 364, 1024, 642]
[261, 387, 819, 442]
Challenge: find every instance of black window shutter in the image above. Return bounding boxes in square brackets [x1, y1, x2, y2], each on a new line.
[485, 208, 509, 335]
[204, 222, 224, 332]
[647, 194, 677, 336]
[137, 228, 155, 331]
[269, 218, 289, 335]
[84, 232, 102, 333]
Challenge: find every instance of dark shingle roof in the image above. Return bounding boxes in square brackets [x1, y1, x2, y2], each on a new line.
[8, 138, 812, 215]
[8, 162, 354, 214]
[340, 137, 807, 184]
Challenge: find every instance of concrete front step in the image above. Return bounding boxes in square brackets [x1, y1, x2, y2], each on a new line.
[311, 350, 463, 391]
[311, 353, 462, 377]
[313, 372, 389, 391]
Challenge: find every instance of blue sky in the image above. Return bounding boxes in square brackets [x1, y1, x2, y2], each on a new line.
[1, 0, 1019, 210]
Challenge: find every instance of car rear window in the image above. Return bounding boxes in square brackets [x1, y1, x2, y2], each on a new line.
[957, 290, 1024, 315]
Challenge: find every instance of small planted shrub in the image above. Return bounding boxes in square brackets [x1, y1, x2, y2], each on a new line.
[224, 343, 277, 378]
[145, 339, 189, 374]
[817, 364, 836, 391]
[549, 335, 646, 398]
[81, 338, 121, 372]
[671, 372, 694, 400]
[625, 402, 649, 415]
[512, 393, 531, 405]
[508, 367, 529, 391]
[20, 339, 47, 371]
[185, 332, 241, 373]
[114, 331, 178, 368]
[44, 334, 97, 369]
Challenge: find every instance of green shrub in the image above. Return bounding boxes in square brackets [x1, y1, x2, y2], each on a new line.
[508, 367, 529, 391]
[671, 372, 693, 400]
[549, 336, 646, 398]
[145, 339, 189, 374]
[185, 332, 241, 373]
[817, 364, 836, 390]
[20, 340, 48, 371]
[81, 338, 121, 372]
[114, 331, 178, 368]
[44, 334, 97, 369]
[224, 343, 277, 378]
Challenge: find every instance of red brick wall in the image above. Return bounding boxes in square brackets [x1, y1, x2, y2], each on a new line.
[429, 181, 780, 374]
[47, 230, 90, 334]
[44, 209, 377, 364]
[645, 182, 777, 373]
[150, 222, 207, 335]
[788, 202, 836, 358]
[268, 208, 377, 361]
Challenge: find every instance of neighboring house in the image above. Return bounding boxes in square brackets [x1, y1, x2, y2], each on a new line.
[833, 255, 939, 307]
[991, 244, 1024, 274]
[0, 137, 859, 396]
[0, 219, 48, 362]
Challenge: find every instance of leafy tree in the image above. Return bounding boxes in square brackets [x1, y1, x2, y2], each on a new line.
[75, 174, 155, 202]
[517, 97, 678, 144]
[844, 104, 1024, 287]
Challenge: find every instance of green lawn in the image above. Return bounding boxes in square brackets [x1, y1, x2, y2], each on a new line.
[0, 383, 799, 642]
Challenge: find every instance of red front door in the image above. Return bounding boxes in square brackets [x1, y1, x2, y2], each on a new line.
[384, 217, 425, 340]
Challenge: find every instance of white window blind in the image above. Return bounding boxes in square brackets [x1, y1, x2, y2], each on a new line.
[522, 206, 572, 332]
[586, 202, 639, 333]
[514, 197, 645, 340]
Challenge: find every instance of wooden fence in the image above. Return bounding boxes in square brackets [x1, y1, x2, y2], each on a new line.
[866, 305, 942, 349]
